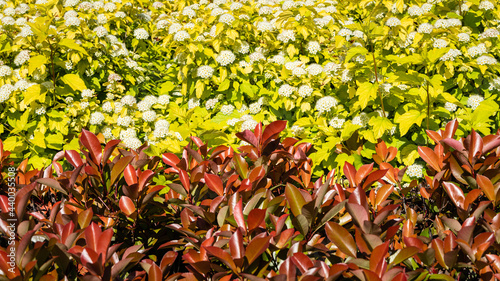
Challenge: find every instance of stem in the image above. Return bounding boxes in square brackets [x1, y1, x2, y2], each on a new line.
[49, 43, 57, 95]
[426, 82, 430, 131]
[372, 52, 386, 117]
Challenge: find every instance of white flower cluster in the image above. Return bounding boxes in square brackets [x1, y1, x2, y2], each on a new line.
[467, 95, 484, 110]
[406, 163, 424, 178]
[385, 17, 401, 27]
[197, 65, 214, 79]
[352, 113, 369, 127]
[315, 96, 338, 115]
[440, 49, 462, 61]
[134, 28, 149, 39]
[278, 84, 296, 97]
[89, 112, 105, 125]
[467, 44, 487, 57]
[216, 50, 236, 66]
[0, 84, 14, 103]
[477, 55, 497, 65]
[329, 117, 345, 129]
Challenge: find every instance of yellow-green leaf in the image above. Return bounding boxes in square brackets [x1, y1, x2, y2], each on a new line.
[355, 82, 378, 110]
[28, 55, 47, 75]
[62, 74, 86, 91]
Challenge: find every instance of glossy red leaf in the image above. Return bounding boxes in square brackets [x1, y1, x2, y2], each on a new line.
[110, 156, 134, 186]
[442, 182, 465, 209]
[262, 120, 287, 145]
[234, 198, 247, 232]
[102, 139, 121, 165]
[247, 208, 266, 231]
[442, 138, 465, 152]
[355, 163, 374, 186]
[363, 169, 388, 189]
[418, 146, 442, 172]
[236, 130, 259, 148]
[291, 252, 314, 274]
[148, 263, 163, 281]
[469, 129, 483, 164]
[245, 235, 271, 265]
[179, 169, 190, 192]
[36, 178, 68, 195]
[391, 246, 420, 266]
[205, 246, 237, 272]
[190, 136, 204, 148]
[119, 196, 136, 216]
[233, 154, 248, 179]
[431, 239, 447, 268]
[344, 162, 357, 187]
[138, 170, 155, 191]
[124, 164, 137, 186]
[162, 153, 180, 167]
[204, 173, 224, 196]
[81, 129, 102, 164]
[65, 150, 83, 168]
[370, 241, 388, 277]
[229, 229, 244, 259]
[326, 222, 357, 258]
[476, 174, 496, 203]
[346, 203, 369, 233]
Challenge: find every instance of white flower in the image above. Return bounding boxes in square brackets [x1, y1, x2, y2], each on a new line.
[216, 50, 236, 66]
[291, 125, 304, 136]
[221, 104, 235, 115]
[277, 30, 296, 43]
[306, 41, 321, 54]
[238, 41, 250, 54]
[97, 14, 107, 24]
[155, 119, 169, 129]
[174, 30, 190, 42]
[433, 38, 448, 49]
[406, 164, 424, 178]
[188, 98, 200, 110]
[205, 98, 218, 110]
[477, 55, 497, 65]
[134, 28, 149, 40]
[174, 132, 183, 141]
[341, 69, 353, 83]
[479, 28, 499, 39]
[65, 16, 81, 27]
[315, 96, 338, 114]
[0, 84, 14, 103]
[421, 3, 433, 12]
[14, 80, 30, 91]
[35, 105, 46, 115]
[169, 23, 182, 34]
[249, 52, 265, 63]
[298, 85, 313, 98]
[307, 64, 323, 76]
[94, 26, 108, 37]
[329, 117, 345, 129]
[102, 101, 113, 112]
[89, 112, 105, 125]
[467, 95, 484, 110]
[115, 11, 126, 18]
[219, 13, 235, 25]
[0, 65, 12, 77]
[64, 0, 79, 7]
[468, 44, 487, 57]
[197, 65, 214, 79]
[447, 19, 462, 27]
[227, 118, 239, 126]
[408, 5, 423, 16]
[117, 116, 133, 127]
[352, 113, 369, 127]
[458, 33, 470, 42]
[386, 17, 401, 27]
[352, 30, 364, 39]
[440, 49, 462, 61]
[417, 23, 433, 34]
[479, 1, 494, 10]
[102, 127, 113, 139]
[123, 137, 142, 150]
[142, 110, 157, 122]
[278, 84, 295, 97]
[241, 119, 258, 131]
[81, 89, 94, 99]
[121, 95, 136, 106]
[338, 28, 352, 37]
[182, 7, 196, 18]
[1, 16, 14, 25]
[158, 95, 170, 105]
[444, 102, 457, 112]
[14, 50, 30, 66]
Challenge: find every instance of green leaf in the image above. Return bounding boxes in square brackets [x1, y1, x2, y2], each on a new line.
[345, 46, 368, 62]
[355, 82, 378, 110]
[159, 81, 175, 94]
[28, 55, 47, 75]
[58, 38, 88, 55]
[369, 117, 393, 139]
[240, 82, 254, 96]
[400, 144, 419, 166]
[394, 110, 423, 136]
[62, 74, 87, 91]
[24, 84, 43, 105]
[217, 79, 230, 92]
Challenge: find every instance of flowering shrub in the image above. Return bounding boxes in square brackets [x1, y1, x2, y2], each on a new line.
[1, 0, 500, 175]
[2, 121, 500, 279]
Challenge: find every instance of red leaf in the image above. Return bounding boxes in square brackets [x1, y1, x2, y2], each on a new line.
[81, 129, 102, 164]
[326, 222, 357, 258]
[355, 163, 374, 186]
[138, 170, 155, 192]
[431, 239, 447, 268]
[162, 153, 180, 167]
[285, 183, 306, 216]
[343, 162, 357, 187]
[85, 222, 101, 253]
[65, 150, 83, 168]
[110, 156, 134, 186]
[205, 246, 238, 272]
[148, 263, 163, 281]
[442, 138, 465, 152]
[442, 182, 465, 209]
[476, 175, 496, 203]
[236, 130, 259, 148]
[362, 169, 388, 189]
[370, 241, 388, 277]
[262, 120, 287, 145]
[179, 170, 190, 192]
[245, 235, 271, 265]
[124, 164, 137, 186]
[229, 229, 244, 259]
[483, 135, 500, 154]
[443, 120, 458, 139]
[119, 196, 136, 216]
[190, 136, 204, 148]
[102, 139, 121, 165]
[346, 203, 369, 233]
[291, 252, 314, 274]
[418, 146, 442, 172]
[233, 154, 248, 179]
[247, 209, 266, 231]
[469, 129, 483, 164]
[234, 198, 247, 232]
[204, 173, 224, 196]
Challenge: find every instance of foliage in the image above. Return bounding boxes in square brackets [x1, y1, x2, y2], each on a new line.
[2, 120, 500, 280]
[1, 0, 500, 174]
